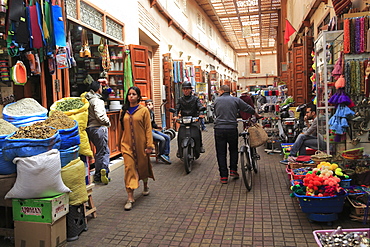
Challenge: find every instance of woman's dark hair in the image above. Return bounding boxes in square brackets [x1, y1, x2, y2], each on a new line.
[120, 86, 142, 128]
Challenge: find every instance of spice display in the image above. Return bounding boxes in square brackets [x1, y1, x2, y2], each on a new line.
[10, 125, 57, 139]
[43, 111, 75, 129]
[4, 98, 46, 116]
[0, 119, 18, 135]
[55, 98, 84, 112]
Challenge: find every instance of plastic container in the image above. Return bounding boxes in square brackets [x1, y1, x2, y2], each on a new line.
[294, 193, 347, 213]
[339, 179, 351, 188]
[313, 228, 370, 247]
[66, 204, 87, 241]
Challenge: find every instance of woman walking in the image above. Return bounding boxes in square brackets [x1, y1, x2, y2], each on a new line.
[120, 86, 155, 210]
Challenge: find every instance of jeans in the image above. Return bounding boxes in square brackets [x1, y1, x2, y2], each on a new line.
[200, 118, 206, 130]
[86, 126, 110, 180]
[152, 130, 170, 155]
[214, 128, 239, 178]
[289, 133, 326, 156]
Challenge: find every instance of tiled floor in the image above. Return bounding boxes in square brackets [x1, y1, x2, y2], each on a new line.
[1, 123, 368, 246]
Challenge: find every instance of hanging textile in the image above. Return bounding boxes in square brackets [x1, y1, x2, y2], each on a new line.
[123, 49, 133, 98]
[29, 1, 45, 49]
[51, 0, 66, 47]
[343, 19, 350, 53]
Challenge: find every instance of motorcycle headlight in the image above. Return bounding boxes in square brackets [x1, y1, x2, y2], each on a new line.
[182, 116, 192, 124]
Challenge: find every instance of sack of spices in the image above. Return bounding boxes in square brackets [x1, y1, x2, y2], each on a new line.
[2, 125, 61, 161]
[2, 98, 48, 127]
[43, 111, 80, 150]
[50, 96, 92, 157]
[0, 119, 18, 174]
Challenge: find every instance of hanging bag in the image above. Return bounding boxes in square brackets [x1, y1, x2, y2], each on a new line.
[51, 0, 66, 47]
[248, 123, 268, 148]
[28, 0, 45, 49]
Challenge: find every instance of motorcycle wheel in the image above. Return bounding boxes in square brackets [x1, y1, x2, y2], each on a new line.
[183, 145, 192, 174]
[164, 130, 175, 140]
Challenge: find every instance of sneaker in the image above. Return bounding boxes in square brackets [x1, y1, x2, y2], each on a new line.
[142, 187, 150, 196]
[220, 177, 228, 184]
[288, 156, 297, 163]
[200, 146, 205, 153]
[160, 155, 172, 164]
[124, 200, 134, 211]
[279, 160, 289, 165]
[100, 169, 110, 185]
[230, 170, 239, 179]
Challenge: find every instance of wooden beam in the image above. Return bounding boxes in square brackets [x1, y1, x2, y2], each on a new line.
[150, 0, 157, 8]
[217, 9, 279, 19]
[196, 43, 199, 49]
[182, 33, 187, 39]
[168, 19, 173, 27]
[302, 20, 310, 27]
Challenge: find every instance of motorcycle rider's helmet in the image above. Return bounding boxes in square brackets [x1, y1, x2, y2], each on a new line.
[182, 81, 192, 89]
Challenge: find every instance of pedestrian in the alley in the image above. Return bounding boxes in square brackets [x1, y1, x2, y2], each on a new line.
[85, 80, 111, 185]
[145, 99, 171, 164]
[120, 86, 155, 210]
[213, 85, 262, 184]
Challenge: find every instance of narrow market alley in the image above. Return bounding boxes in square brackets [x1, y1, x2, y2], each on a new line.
[62, 123, 366, 247]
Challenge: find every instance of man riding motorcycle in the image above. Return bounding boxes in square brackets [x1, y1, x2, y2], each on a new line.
[173, 81, 206, 155]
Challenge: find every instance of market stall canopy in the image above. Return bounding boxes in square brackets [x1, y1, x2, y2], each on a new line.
[197, 0, 281, 55]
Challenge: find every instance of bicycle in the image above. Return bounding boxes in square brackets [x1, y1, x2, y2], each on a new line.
[238, 119, 261, 191]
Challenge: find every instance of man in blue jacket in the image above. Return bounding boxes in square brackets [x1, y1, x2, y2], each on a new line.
[213, 85, 261, 184]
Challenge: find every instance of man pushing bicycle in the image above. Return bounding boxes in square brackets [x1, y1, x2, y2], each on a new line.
[213, 85, 262, 184]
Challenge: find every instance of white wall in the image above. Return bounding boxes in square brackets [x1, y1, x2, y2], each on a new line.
[237, 54, 277, 89]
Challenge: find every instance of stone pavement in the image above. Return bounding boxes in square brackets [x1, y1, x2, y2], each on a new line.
[1, 123, 366, 247]
[67, 123, 367, 247]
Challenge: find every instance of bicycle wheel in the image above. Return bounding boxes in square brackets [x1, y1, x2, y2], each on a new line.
[240, 149, 252, 191]
[251, 147, 258, 174]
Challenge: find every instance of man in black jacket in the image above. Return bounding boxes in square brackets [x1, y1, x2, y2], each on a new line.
[214, 85, 261, 184]
[174, 81, 205, 153]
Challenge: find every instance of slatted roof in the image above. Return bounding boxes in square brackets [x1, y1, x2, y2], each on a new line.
[197, 0, 281, 55]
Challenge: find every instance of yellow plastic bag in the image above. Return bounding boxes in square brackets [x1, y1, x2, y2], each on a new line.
[50, 96, 93, 157]
[61, 158, 88, 205]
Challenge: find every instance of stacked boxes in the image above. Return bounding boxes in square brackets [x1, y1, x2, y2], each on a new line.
[13, 193, 69, 247]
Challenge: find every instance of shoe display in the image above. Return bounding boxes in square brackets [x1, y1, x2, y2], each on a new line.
[288, 156, 297, 163]
[200, 146, 205, 153]
[160, 154, 171, 164]
[279, 160, 289, 165]
[230, 170, 239, 179]
[220, 177, 228, 184]
[124, 200, 134, 210]
[100, 169, 110, 185]
[142, 187, 150, 196]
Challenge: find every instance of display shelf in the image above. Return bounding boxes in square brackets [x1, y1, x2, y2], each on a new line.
[314, 30, 343, 154]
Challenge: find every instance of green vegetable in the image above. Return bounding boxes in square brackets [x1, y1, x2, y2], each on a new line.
[55, 98, 84, 112]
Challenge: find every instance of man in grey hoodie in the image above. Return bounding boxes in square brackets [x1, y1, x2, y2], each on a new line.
[85, 80, 111, 184]
[214, 85, 261, 184]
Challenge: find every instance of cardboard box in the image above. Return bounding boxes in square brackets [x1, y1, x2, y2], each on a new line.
[0, 173, 16, 207]
[14, 215, 67, 247]
[12, 193, 69, 223]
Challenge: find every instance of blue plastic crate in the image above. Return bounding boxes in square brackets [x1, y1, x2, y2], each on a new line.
[294, 193, 347, 214]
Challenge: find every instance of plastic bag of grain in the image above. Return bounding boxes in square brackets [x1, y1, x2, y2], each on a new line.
[2, 98, 48, 127]
[50, 96, 92, 157]
[0, 119, 18, 174]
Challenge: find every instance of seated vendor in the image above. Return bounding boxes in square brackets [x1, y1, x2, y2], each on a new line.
[281, 104, 326, 164]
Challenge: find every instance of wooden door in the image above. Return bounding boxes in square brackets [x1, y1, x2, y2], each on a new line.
[194, 66, 202, 82]
[303, 36, 314, 104]
[163, 53, 174, 128]
[129, 44, 151, 101]
[293, 45, 305, 105]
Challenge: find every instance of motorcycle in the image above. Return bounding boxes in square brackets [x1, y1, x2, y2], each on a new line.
[169, 108, 203, 174]
[278, 102, 297, 143]
[295, 103, 308, 135]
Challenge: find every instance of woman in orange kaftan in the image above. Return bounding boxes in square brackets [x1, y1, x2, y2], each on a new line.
[120, 86, 154, 210]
